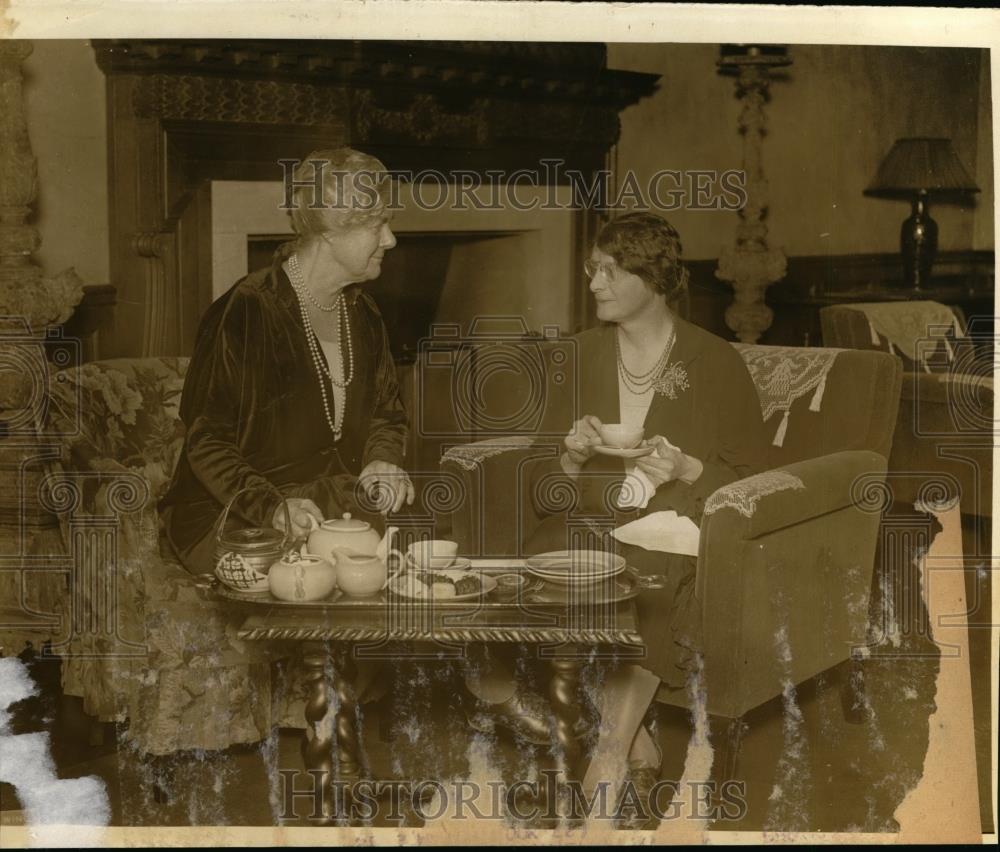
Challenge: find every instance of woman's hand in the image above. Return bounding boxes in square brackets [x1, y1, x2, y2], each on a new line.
[272, 497, 324, 539]
[563, 415, 604, 466]
[359, 460, 415, 514]
[634, 437, 704, 489]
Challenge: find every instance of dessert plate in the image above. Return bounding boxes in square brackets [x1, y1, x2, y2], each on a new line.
[389, 569, 496, 601]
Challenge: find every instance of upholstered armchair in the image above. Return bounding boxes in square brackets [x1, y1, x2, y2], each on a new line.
[443, 343, 903, 776]
[36, 357, 279, 759]
[820, 302, 993, 530]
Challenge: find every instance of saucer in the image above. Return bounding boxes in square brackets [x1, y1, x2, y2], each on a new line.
[593, 445, 655, 459]
[406, 554, 472, 572]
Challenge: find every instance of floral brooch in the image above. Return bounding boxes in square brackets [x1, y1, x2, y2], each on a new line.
[652, 362, 690, 399]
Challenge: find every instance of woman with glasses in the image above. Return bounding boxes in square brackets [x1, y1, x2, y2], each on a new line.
[467, 212, 766, 825]
[161, 147, 414, 574]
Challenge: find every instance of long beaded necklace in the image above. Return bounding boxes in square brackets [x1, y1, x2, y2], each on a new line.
[616, 324, 676, 395]
[287, 252, 355, 439]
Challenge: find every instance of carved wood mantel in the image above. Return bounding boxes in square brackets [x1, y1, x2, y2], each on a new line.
[93, 40, 659, 356]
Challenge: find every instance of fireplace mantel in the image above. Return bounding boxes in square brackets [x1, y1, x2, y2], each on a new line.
[94, 39, 659, 356]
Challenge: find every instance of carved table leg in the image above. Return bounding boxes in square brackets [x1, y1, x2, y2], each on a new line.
[330, 646, 362, 784]
[300, 645, 336, 824]
[300, 644, 364, 825]
[549, 653, 586, 819]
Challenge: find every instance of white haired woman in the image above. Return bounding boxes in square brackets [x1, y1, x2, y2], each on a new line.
[161, 147, 414, 573]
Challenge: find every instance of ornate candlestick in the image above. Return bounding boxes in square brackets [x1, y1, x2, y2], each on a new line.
[0, 40, 84, 654]
[715, 45, 791, 344]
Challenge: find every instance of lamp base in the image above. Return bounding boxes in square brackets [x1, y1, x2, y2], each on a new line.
[900, 193, 938, 292]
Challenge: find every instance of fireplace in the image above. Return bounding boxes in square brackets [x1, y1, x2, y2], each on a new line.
[93, 39, 659, 357]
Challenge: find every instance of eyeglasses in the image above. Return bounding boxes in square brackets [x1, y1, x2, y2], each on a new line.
[584, 259, 619, 281]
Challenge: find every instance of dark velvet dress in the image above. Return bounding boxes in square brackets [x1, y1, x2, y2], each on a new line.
[527, 318, 767, 687]
[160, 248, 408, 573]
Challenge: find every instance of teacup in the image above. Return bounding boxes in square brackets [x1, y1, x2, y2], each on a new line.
[597, 423, 644, 449]
[406, 539, 459, 571]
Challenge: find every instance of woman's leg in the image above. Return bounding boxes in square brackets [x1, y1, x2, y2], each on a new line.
[582, 664, 661, 798]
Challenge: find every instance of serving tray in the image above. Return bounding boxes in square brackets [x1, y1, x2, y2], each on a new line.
[210, 560, 655, 608]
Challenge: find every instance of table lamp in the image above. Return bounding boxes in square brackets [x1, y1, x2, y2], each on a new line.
[864, 137, 979, 291]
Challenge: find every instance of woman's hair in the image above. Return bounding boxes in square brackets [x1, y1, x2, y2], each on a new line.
[595, 212, 690, 301]
[287, 148, 391, 238]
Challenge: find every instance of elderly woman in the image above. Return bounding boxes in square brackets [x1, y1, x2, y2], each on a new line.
[469, 212, 767, 822]
[161, 147, 413, 573]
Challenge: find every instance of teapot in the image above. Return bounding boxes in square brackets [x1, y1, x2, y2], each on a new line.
[268, 551, 338, 602]
[306, 512, 382, 560]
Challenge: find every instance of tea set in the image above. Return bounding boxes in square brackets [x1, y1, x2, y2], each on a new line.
[211, 486, 488, 602]
[210, 436, 657, 604]
[214, 507, 408, 601]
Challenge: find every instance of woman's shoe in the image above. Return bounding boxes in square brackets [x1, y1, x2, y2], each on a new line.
[468, 688, 592, 747]
[468, 688, 552, 746]
[614, 731, 663, 830]
[614, 761, 661, 830]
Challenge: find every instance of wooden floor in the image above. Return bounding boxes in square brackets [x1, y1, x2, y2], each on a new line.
[0, 642, 989, 834]
[1, 514, 993, 835]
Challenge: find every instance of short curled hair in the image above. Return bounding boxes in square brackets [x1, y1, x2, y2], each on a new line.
[595, 212, 689, 301]
[288, 148, 391, 239]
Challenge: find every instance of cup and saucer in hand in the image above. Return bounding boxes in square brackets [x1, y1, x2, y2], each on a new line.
[592, 423, 656, 459]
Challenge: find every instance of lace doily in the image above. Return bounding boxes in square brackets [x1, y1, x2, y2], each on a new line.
[703, 470, 806, 519]
[735, 344, 844, 447]
[846, 301, 963, 370]
[441, 436, 536, 471]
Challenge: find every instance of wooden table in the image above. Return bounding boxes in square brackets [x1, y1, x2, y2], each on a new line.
[228, 559, 645, 823]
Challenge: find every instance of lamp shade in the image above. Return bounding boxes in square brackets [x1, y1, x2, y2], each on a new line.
[865, 137, 979, 198]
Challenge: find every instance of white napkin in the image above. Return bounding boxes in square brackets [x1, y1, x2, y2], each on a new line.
[616, 435, 681, 511]
[612, 510, 701, 557]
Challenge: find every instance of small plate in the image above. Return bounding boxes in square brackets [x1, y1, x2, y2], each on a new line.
[524, 569, 643, 605]
[527, 568, 624, 586]
[389, 569, 496, 601]
[593, 445, 655, 459]
[525, 550, 626, 586]
[526, 550, 626, 573]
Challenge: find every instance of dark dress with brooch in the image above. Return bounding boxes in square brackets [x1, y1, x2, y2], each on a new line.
[527, 318, 767, 687]
[160, 247, 408, 573]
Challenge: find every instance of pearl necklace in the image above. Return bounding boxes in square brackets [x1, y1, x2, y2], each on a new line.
[616, 325, 676, 394]
[286, 253, 355, 440]
[289, 253, 340, 311]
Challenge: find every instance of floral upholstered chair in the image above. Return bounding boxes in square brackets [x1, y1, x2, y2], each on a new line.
[38, 358, 276, 757]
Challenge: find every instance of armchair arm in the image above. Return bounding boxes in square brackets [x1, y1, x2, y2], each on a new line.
[701, 450, 888, 543]
[692, 449, 889, 719]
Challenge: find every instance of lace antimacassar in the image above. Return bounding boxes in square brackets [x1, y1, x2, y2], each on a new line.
[703, 470, 806, 519]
